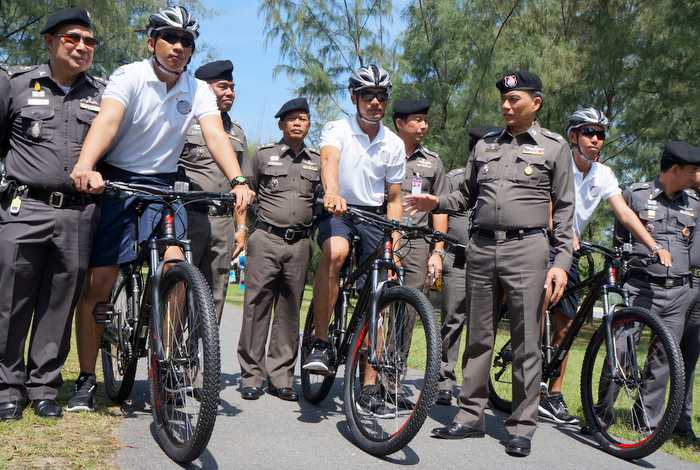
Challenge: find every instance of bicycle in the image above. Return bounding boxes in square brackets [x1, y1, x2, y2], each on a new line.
[97, 180, 234, 463]
[300, 206, 461, 456]
[489, 241, 685, 460]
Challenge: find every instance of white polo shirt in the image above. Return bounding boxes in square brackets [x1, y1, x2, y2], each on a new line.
[573, 159, 621, 236]
[102, 59, 219, 174]
[319, 115, 405, 206]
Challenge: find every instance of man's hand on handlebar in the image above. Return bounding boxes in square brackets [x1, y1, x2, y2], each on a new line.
[324, 192, 347, 216]
[70, 164, 105, 194]
[404, 194, 439, 216]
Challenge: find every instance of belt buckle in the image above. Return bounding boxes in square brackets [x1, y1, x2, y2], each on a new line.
[494, 230, 506, 242]
[664, 277, 675, 289]
[284, 228, 296, 241]
[49, 191, 64, 208]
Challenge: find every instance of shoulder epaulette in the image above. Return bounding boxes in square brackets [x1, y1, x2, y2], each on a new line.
[4, 64, 40, 78]
[447, 168, 465, 178]
[91, 75, 107, 86]
[231, 120, 244, 130]
[420, 146, 439, 159]
[629, 182, 650, 191]
[257, 143, 276, 150]
[685, 188, 699, 200]
[482, 129, 501, 141]
[307, 147, 320, 156]
[540, 127, 565, 142]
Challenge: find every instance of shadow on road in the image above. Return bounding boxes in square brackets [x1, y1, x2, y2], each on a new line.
[334, 421, 421, 466]
[295, 379, 344, 423]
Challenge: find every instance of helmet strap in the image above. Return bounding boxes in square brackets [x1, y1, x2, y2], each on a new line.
[355, 100, 383, 125]
[152, 55, 183, 79]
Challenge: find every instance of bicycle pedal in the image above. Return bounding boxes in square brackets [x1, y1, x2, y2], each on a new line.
[93, 302, 115, 326]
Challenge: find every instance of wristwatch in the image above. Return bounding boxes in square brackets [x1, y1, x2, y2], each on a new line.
[229, 175, 247, 188]
[432, 248, 446, 260]
[650, 243, 663, 255]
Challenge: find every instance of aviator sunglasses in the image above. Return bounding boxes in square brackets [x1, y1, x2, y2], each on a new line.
[54, 32, 98, 49]
[358, 90, 389, 103]
[159, 30, 195, 48]
[579, 126, 606, 140]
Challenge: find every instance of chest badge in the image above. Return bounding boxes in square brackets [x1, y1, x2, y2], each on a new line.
[482, 164, 489, 174]
[271, 178, 279, 190]
[646, 222, 655, 233]
[176, 100, 192, 115]
[524, 165, 534, 176]
[590, 186, 600, 197]
[682, 226, 691, 238]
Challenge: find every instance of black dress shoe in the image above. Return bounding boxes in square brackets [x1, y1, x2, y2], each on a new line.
[32, 399, 62, 418]
[240, 386, 264, 400]
[436, 390, 452, 406]
[0, 400, 26, 421]
[268, 386, 298, 402]
[431, 422, 485, 440]
[505, 436, 531, 457]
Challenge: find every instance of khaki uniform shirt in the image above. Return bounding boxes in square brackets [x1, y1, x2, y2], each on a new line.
[445, 168, 470, 244]
[616, 178, 700, 278]
[179, 112, 248, 192]
[244, 142, 321, 228]
[0, 63, 104, 192]
[437, 121, 575, 270]
[401, 145, 447, 227]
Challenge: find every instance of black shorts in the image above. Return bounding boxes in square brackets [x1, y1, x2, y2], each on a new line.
[316, 211, 383, 265]
[549, 247, 581, 319]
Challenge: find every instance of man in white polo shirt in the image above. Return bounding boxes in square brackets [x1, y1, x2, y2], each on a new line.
[303, 66, 405, 405]
[66, 6, 253, 411]
[538, 107, 671, 424]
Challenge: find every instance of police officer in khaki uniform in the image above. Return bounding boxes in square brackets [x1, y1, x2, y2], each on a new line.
[237, 98, 321, 402]
[406, 70, 574, 457]
[436, 126, 500, 406]
[179, 60, 248, 322]
[0, 7, 103, 420]
[612, 141, 700, 431]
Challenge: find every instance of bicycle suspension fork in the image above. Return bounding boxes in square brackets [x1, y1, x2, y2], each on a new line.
[367, 239, 395, 365]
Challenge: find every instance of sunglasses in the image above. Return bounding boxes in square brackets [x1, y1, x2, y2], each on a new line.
[358, 91, 388, 103]
[55, 33, 98, 49]
[579, 127, 606, 140]
[159, 30, 195, 48]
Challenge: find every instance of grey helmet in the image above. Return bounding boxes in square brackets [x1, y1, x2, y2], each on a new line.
[566, 107, 610, 135]
[147, 5, 199, 39]
[348, 64, 392, 93]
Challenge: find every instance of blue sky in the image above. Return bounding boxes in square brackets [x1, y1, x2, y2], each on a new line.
[193, 0, 408, 144]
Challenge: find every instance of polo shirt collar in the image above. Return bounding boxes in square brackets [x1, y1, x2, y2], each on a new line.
[350, 114, 386, 144]
[146, 58, 190, 95]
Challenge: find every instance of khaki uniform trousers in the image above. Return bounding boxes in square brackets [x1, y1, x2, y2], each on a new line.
[438, 248, 468, 392]
[237, 229, 311, 389]
[188, 210, 235, 323]
[455, 232, 548, 439]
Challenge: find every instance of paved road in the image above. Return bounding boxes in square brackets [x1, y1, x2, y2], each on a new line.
[114, 303, 695, 470]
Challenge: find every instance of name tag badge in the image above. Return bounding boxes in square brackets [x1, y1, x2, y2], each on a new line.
[522, 145, 545, 156]
[416, 160, 432, 168]
[647, 210, 656, 219]
[267, 161, 282, 166]
[680, 209, 695, 217]
[27, 98, 50, 106]
[411, 175, 422, 195]
[32, 91, 45, 98]
[270, 155, 279, 161]
[485, 144, 499, 152]
[647, 199, 657, 206]
[302, 164, 318, 171]
[79, 102, 100, 112]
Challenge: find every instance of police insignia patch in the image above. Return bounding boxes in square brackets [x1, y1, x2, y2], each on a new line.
[504, 75, 518, 88]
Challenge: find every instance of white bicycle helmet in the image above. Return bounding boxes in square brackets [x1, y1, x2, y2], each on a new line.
[566, 107, 610, 135]
[147, 6, 199, 39]
[348, 64, 392, 93]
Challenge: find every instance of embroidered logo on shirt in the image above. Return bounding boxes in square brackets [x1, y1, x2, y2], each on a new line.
[589, 186, 600, 197]
[177, 100, 192, 115]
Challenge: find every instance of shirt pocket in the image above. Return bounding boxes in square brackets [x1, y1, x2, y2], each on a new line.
[675, 213, 696, 241]
[513, 154, 549, 186]
[474, 153, 500, 184]
[300, 167, 320, 194]
[20, 106, 54, 142]
[75, 109, 98, 142]
[261, 164, 289, 193]
[637, 208, 665, 235]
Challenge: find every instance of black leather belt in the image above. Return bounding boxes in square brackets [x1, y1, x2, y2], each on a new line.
[255, 220, 311, 242]
[629, 272, 691, 289]
[474, 227, 544, 241]
[189, 201, 233, 217]
[14, 185, 93, 208]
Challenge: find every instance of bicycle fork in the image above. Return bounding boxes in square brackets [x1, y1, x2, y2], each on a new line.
[367, 240, 395, 365]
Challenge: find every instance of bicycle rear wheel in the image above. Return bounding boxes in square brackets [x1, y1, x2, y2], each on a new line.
[580, 307, 684, 460]
[488, 337, 513, 413]
[344, 286, 440, 456]
[101, 269, 138, 403]
[149, 262, 220, 464]
[301, 304, 338, 404]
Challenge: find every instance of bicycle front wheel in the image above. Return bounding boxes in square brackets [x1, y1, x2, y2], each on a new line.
[580, 306, 684, 460]
[149, 262, 220, 464]
[344, 286, 440, 456]
[101, 269, 138, 403]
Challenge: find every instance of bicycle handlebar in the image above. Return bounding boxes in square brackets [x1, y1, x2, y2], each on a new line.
[578, 240, 658, 266]
[104, 180, 236, 204]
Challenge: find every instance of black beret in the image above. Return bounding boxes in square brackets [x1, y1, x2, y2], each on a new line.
[496, 70, 542, 94]
[40, 7, 92, 35]
[663, 141, 700, 166]
[274, 97, 309, 119]
[469, 126, 502, 151]
[195, 60, 233, 82]
[392, 98, 431, 119]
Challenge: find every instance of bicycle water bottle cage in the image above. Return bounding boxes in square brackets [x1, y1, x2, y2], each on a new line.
[93, 301, 115, 326]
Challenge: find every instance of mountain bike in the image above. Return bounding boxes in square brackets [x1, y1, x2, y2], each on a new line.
[97, 181, 234, 463]
[489, 241, 684, 460]
[300, 206, 461, 456]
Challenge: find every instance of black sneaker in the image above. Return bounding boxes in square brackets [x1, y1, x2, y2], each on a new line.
[357, 385, 393, 418]
[66, 374, 97, 412]
[538, 392, 579, 425]
[302, 339, 332, 374]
